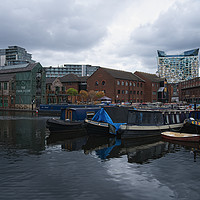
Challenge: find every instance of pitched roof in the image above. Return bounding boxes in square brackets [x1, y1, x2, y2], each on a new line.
[101, 67, 145, 82]
[0, 73, 15, 82]
[46, 77, 57, 84]
[135, 71, 165, 82]
[78, 76, 88, 82]
[0, 63, 39, 74]
[59, 73, 84, 83]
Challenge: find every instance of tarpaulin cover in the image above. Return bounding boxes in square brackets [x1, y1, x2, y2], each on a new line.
[92, 107, 128, 134]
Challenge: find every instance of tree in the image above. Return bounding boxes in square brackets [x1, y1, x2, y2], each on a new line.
[88, 90, 96, 104]
[96, 91, 105, 99]
[66, 88, 78, 103]
[79, 90, 88, 103]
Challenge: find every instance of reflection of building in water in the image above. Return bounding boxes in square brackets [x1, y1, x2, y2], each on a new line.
[0, 118, 45, 152]
[0, 120, 16, 143]
[126, 141, 166, 164]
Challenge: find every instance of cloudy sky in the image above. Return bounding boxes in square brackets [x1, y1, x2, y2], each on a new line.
[0, 0, 199, 73]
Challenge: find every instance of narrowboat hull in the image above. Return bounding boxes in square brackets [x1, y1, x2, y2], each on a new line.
[161, 131, 200, 142]
[46, 118, 85, 133]
[120, 123, 184, 139]
[85, 119, 115, 136]
[182, 119, 200, 134]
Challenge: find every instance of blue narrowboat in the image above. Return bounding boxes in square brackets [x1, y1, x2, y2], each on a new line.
[46, 106, 101, 133]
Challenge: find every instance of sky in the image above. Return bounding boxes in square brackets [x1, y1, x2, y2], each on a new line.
[0, 0, 199, 74]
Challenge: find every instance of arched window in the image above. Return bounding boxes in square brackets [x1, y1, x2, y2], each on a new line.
[102, 81, 106, 85]
[95, 81, 99, 86]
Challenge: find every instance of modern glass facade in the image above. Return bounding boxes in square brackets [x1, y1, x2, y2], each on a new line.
[157, 49, 199, 83]
[45, 64, 99, 77]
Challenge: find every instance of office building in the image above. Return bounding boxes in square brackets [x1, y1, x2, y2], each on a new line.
[0, 46, 35, 66]
[45, 64, 99, 78]
[157, 48, 199, 83]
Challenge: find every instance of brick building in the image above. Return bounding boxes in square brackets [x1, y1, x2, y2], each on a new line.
[46, 74, 88, 104]
[0, 63, 46, 109]
[178, 77, 200, 103]
[134, 71, 168, 103]
[87, 67, 145, 103]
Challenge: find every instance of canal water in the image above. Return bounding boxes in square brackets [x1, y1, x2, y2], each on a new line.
[0, 111, 200, 200]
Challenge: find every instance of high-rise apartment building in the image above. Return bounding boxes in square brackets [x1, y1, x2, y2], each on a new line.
[0, 46, 35, 66]
[157, 48, 199, 83]
[45, 64, 99, 78]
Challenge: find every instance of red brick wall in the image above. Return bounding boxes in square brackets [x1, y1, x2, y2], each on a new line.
[134, 72, 152, 102]
[87, 68, 144, 103]
[87, 68, 115, 100]
[63, 82, 79, 91]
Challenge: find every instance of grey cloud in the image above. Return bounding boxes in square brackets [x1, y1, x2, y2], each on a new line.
[119, 0, 200, 72]
[0, 0, 125, 52]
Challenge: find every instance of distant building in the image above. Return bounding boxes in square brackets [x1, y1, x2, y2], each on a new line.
[157, 49, 199, 83]
[178, 77, 200, 104]
[134, 71, 168, 103]
[0, 63, 46, 109]
[46, 74, 88, 104]
[45, 64, 99, 78]
[0, 46, 35, 66]
[87, 67, 145, 103]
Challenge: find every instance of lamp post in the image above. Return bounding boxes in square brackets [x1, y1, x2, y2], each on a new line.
[32, 99, 35, 111]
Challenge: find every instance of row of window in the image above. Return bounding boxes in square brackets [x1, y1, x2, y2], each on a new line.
[0, 82, 8, 90]
[117, 90, 143, 95]
[117, 81, 142, 87]
[95, 81, 105, 86]
[95, 80, 143, 87]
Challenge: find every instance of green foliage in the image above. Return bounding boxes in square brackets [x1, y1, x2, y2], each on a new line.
[66, 88, 78, 96]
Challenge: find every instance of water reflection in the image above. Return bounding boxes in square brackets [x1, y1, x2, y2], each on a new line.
[1, 110, 199, 163]
[47, 131, 200, 163]
[0, 112, 47, 154]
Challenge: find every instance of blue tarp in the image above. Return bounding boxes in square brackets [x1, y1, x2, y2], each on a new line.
[92, 108, 126, 134]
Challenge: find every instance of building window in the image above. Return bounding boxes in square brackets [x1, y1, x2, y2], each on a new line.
[102, 81, 105, 85]
[140, 83, 142, 87]
[4, 83, 7, 90]
[141, 91, 143, 95]
[137, 91, 139, 95]
[62, 86, 65, 92]
[95, 81, 99, 86]
[126, 82, 128, 86]
[11, 82, 15, 90]
[137, 83, 139, 87]
[122, 90, 125, 94]
[133, 91, 136, 94]
[118, 90, 120, 94]
[152, 83, 154, 87]
[130, 82, 132, 86]
[117, 81, 120, 85]
[153, 91, 157, 95]
[133, 83, 136, 87]
[122, 81, 124, 86]
[125, 90, 128, 94]
[130, 91, 132, 94]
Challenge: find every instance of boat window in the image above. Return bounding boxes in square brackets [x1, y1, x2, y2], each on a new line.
[171, 114, 175, 124]
[86, 111, 95, 120]
[176, 114, 180, 123]
[154, 112, 164, 125]
[166, 115, 169, 124]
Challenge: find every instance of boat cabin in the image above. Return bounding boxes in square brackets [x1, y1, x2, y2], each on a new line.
[60, 107, 101, 121]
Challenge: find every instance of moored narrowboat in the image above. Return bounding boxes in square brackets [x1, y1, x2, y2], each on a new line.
[119, 109, 190, 139]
